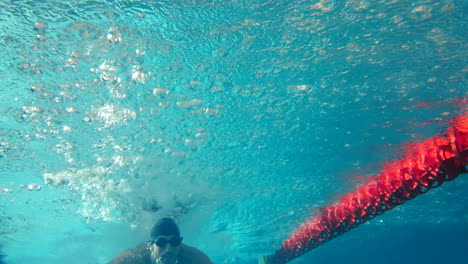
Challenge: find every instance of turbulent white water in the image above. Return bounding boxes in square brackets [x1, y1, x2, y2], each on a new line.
[0, 1, 466, 263]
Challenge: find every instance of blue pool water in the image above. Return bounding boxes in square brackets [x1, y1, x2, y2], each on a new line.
[0, 0, 467, 263]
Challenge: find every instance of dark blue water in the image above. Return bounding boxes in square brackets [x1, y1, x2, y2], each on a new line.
[0, 0, 467, 263]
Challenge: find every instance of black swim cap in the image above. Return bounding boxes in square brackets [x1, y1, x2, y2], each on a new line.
[151, 217, 180, 238]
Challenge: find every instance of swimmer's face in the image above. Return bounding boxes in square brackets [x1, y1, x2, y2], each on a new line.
[149, 235, 183, 264]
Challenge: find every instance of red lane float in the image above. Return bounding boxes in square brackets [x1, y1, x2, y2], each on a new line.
[263, 115, 468, 264]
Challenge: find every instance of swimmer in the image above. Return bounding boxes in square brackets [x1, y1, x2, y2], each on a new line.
[108, 217, 213, 264]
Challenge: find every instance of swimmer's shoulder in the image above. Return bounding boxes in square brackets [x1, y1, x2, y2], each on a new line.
[107, 243, 151, 264]
[179, 243, 214, 264]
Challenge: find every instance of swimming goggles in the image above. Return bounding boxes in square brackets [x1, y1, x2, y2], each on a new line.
[150, 237, 183, 248]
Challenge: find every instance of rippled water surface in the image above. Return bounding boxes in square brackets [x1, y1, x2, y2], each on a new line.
[0, 0, 467, 263]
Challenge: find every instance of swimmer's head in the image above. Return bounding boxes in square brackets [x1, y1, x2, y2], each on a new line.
[151, 217, 180, 238]
[149, 218, 183, 264]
